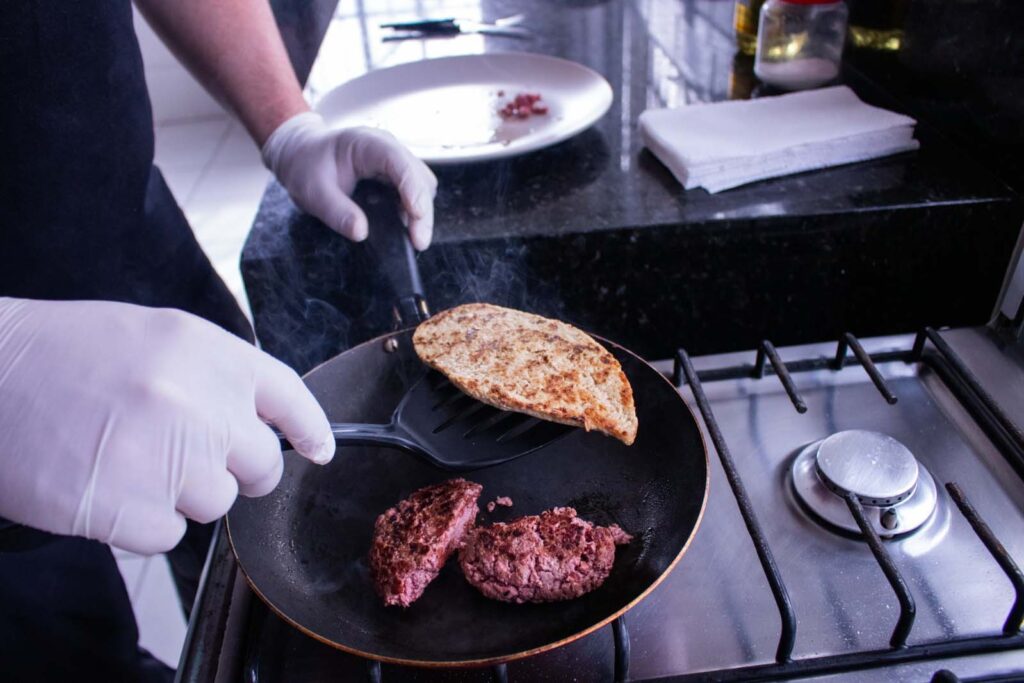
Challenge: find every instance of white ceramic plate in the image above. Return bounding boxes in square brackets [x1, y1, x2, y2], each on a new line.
[315, 53, 613, 164]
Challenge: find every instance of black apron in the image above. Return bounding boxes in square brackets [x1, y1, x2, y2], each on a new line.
[0, 2, 252, 680]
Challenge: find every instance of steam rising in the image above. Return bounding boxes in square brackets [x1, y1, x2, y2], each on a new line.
[422, 238, 566, 321]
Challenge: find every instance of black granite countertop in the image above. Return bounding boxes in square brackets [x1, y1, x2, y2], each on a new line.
[248, 0, 1024, 373]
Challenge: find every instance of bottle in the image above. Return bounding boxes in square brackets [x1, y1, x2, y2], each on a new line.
[728, 53, 757, 100]
[847, 0, 907, 52]
[754, 0, 849, 91]
[734, 0, 767, 56]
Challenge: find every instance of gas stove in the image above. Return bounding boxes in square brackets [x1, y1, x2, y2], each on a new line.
[643, 328, 1024, 681]
[178, 326, 1024, 683]
[179, 240, 1024, 681]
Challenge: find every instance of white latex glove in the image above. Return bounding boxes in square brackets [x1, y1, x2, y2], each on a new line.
[262, 112, 438, 250]
[0, 298, 335, 555]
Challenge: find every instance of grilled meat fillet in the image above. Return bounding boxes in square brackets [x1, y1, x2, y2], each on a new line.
[412, 303, 638, 445]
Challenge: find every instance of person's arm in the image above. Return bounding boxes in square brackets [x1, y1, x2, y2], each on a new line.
[133, 0, 303, 145]
[134, 0, 438, 249]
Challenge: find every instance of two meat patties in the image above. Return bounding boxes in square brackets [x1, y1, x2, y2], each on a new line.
[371, 481, 631, 607]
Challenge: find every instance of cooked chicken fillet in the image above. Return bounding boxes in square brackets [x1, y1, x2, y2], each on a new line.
[412, 303, 637, 445]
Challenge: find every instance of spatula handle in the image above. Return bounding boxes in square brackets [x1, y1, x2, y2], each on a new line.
[276, 423, 422, 455]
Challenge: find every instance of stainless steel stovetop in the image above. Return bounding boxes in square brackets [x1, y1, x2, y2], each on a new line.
[181, 325, 1024, 683]
[639, 329, 1024, 681]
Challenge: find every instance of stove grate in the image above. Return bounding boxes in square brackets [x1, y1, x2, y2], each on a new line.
[661, 329, 1024, 681]
[843, 491, 917, 647]
[946, 483, 1024, 635]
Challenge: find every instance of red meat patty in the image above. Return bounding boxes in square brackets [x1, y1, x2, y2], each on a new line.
[459, 507, 632, 603]
[370, 478, 483, 607]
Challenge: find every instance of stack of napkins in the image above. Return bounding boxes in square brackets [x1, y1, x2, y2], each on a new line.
[638, 86, 919, 193]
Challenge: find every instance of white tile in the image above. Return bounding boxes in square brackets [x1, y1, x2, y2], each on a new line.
[184, 192, 265, 315]
[159, 166, 205, 206]
[132, 7, 178, 70]
[216, 265, 254, 322]
[212, 123, 264, 167]
[185, 199, 262, 262]
[133, 557, 187, 669]
[188, 165, 271, 207]
[115, 555, 151, 602]
[145, 64, 226, 125]
[154, 118, 231, 171]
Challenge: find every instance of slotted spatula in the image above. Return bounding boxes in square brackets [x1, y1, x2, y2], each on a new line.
[276, 371, 572, 471]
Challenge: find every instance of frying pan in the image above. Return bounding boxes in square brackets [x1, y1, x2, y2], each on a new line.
[226, 325, 709, 667]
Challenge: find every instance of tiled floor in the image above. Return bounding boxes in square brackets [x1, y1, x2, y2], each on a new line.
[112, 10, 272, 669]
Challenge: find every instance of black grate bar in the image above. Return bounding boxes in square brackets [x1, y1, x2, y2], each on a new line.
[923, 328, 1024, 447]
[939, 671, 1024, 683]
[754, 344, 768, 378]
[613, 616, 631, 683]
[841, 333, 899, 404]
[759, 341, 808, 413]
[844, 493, 916, 647]
[685, 349, 911, 384]
[660, 632, 1024, 682]
[912, 329, 929, 360]
[946, 482, 1024, 634]
[491, 663, 508, 683]
[676, 348, 797, 662]
[832, 336, 850, 370]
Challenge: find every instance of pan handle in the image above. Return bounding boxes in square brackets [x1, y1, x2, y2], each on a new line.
[276, 422, 423, 455]
[355, 180, 431, 328]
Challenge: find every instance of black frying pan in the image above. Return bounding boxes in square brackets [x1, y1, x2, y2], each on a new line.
[227, 325, 709, 667]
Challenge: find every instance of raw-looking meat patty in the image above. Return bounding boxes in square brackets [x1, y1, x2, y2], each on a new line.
[370, 478, 483, 607]
[459, 507, 632, 603]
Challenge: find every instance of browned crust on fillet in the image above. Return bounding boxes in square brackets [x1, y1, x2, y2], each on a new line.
[412, 303, 638, 445]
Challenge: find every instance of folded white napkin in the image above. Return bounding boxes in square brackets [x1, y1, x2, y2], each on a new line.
[639, 86, 919, 193]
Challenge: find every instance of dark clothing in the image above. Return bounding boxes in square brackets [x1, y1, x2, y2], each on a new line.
[0, 1, 250, 334]
[0, 2, 252, 681]
[0, 537, 176, 683]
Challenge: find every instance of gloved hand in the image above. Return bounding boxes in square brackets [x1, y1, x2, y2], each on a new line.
[0, 297, 335, 555]
[262, 111, 438, 250]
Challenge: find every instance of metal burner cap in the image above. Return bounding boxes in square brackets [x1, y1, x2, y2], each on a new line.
[791, 433, 938, 537]
[816, 430, 919, 506]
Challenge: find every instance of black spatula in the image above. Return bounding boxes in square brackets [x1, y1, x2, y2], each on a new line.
[276, 371, 573, 471]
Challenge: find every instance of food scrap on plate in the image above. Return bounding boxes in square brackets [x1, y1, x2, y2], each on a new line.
[498, 91, 548, 119]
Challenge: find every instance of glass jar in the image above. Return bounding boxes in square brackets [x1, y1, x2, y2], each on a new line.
[754, 0, 848, 91]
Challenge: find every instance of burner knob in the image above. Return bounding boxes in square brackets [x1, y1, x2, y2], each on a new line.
[880, 508, 899, 531]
